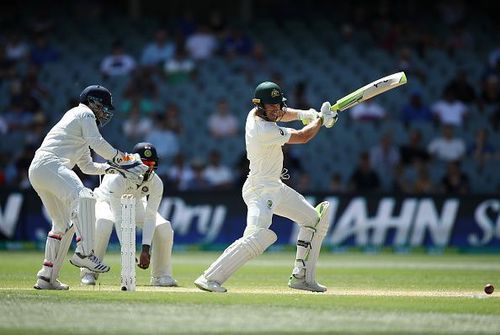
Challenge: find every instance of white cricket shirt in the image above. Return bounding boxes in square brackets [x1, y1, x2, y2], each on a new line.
[245, 109, 292, 181]
[35, 104, 117, 173]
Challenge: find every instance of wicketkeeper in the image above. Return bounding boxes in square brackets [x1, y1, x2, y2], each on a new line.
[195, 81, 338, 293]
[81, 142, 177, 287]
[30, 85, 149, 290]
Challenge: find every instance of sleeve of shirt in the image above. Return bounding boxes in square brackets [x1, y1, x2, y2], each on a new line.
[80, 111, 117, 160]
[76, 146, 109, 175]
[258, 124, 292, 146]
[141, 175, 164, 246]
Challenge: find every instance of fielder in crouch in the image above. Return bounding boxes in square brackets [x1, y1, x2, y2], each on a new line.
[30, 85, 149, 290]
[195, 81, 337, 293]
[81, 143, 177, 287]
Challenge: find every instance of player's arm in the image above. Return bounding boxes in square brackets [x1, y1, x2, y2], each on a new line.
[80, 112, 120, 161]
[280, 107, 319, 123]
[287, 102, 338, 144]
[76, 146, 110, 175]
[287, 117, 322, 144]
[138, 176, 163, 269]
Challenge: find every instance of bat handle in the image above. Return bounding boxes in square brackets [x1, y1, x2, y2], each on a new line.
[330, 103, 339, 112]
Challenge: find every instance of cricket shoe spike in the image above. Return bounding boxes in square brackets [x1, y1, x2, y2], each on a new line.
[34, 276, 69, 290]
[288, 276, 327, 293]
[69, 252, 110, 273]
[194, 275, 227, 293]
[81, 273, 97, 286]
[151, 276, 178, 287]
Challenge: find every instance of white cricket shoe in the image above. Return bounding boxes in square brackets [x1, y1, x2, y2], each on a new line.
[81, 273, 97, 286]
[288, 277, 327, 293]
[194, 275, 227, 293]
[151, 276, 178, 287]
[69, 252, 110, 273]
[34, 277, 69, 290]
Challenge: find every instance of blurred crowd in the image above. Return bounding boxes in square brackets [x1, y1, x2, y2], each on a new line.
[0, 0, 498, 194]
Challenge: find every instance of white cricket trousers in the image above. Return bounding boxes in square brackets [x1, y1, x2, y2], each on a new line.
[90, 200, 174, 278]
[242, 178, 317, 236]
[28, 152, 85, 234]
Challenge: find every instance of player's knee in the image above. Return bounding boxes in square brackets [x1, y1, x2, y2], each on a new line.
[155, 221, 173, 241]
[242, 228, 277, 257]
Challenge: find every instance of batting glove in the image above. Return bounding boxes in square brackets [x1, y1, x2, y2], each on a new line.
[319, 101, 338, 128]
[298, 108, 319, 125]
[105, 152, 148, 184]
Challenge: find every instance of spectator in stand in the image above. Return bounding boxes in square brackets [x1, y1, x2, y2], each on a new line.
[0, 46, 17, 82]
[30, 33, 59, 66]
[167, 153, 194, 191]
[164, 46, 195, 85]
[348, 152, 381, 192]
[295, 172, 313, 193]
[350, 100, 386, 122]
[446, 25, 475, 56]
[185, 24, 218, 61]
[400, 90, 433, 126]
[234, 153, 249, 188]
[122, 104, 153, 141]
[443, 70, 477, 104]
[431, 87, 468, 127]
[428, 125, 466, 162]
[412, 165, 434, 194]
[5, 32, 29, 62]
[222, 27, 254, 59]
[207, 99, 239, 138]
[163, 103, 184, 135]
[441, 160, 470, 194]
[2, 101, 36, 131]
[185, 159, 211, 191]
[396, 47, 426, 83]
[490, 106, 500, 131]
[399, 129, 430, 166]
[369, 133, 400, 180]
[243, 42, 272, 84]
[145, 114, 179, 172]
[392, 164, 411, 194]
[100, 40, 136, 78]
[203, 150, 234, 190]
[141, 29, 175, 68]
[329, 173, 346, 193]
[468, 128, 496, 165]
[480, 73, 499, 105]
[291, 81, 310, 110]
[120, 91, 159, 117]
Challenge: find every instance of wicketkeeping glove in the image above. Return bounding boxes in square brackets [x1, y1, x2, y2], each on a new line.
[319, 101, 338, 128]
[299, 108, 319, 125]
[105, 152, 149, 184]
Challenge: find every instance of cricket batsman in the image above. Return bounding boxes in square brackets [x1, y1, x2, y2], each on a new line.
[195, 81, 337, 293]
[80, 142, 177, 287]
[29, 85, 149, 290]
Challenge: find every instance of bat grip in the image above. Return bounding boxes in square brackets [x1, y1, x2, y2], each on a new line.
[330, 104, 339, 112]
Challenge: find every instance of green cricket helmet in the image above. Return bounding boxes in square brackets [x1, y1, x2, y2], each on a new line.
[252, 81, 287, 110]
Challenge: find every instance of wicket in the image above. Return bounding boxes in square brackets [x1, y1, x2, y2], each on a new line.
[120, 194, 136, 291]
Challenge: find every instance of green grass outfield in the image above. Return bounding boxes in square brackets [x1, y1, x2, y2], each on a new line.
[0, 251, 499, 335]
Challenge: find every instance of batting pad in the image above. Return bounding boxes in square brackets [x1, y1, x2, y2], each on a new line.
[204, 228, 277, 284]
[73, 188, 96, 256]
[293, 201, 331, 283]
[50, 225, 75, 284]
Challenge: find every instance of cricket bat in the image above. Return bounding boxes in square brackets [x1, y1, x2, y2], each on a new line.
[331, 72, 407, 112]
